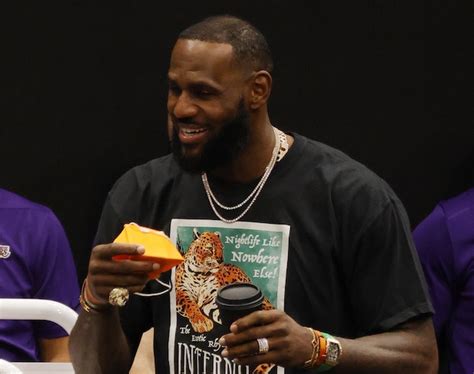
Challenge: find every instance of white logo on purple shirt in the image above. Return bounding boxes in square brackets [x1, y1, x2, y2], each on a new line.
[0, 245, 11, 259]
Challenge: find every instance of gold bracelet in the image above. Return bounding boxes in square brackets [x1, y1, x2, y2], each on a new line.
[303, 327, 320, 369]
[79, 278, 110, 313]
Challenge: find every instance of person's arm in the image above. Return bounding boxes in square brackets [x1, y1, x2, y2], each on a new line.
[129, 328, 155, 374]
[412, 204, 454, 340]
[70, 305, 131, 374]
[335, 316, 437, 373]
[28, 208, 81, 361]
[69, 243, 158, 374]
[414, 199, 474, 373]
[39, 336, 70, 362]
[222, 190, 439, 371]
[219, 310, 438, 373]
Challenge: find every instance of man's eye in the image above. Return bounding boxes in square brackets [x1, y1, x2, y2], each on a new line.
[192, 86, 215, 98]
[168, 83, 181, 95]
[195, 89, 212, 97]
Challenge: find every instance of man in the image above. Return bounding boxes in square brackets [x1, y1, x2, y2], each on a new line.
[70, 15, 438, 373]
[0, 188, 79, 362]
[413, 188, 474, 374]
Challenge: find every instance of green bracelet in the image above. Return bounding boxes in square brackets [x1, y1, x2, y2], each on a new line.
[315, 362, 332, 372]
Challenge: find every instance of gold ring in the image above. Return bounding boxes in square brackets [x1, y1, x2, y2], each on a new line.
[108, 287, 129, 307]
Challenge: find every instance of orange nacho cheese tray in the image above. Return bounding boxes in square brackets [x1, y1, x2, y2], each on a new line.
[112, 223, 183, 279]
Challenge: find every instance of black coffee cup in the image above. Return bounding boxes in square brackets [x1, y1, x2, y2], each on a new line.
[216, 282, 264, 329]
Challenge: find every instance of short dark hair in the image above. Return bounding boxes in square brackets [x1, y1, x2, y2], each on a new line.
[178, 15, 273, 73]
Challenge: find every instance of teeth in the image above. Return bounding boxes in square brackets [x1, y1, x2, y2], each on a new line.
[183, 128, 206, 135]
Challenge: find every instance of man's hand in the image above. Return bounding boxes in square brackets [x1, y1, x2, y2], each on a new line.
[71, 243, 160, 374]
[86, 243, 159, 305]
[219, 310, 438, 373]
[219, 309, 313, 368]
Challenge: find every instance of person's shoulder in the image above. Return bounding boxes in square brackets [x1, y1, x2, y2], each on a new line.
[293, 133, 371, 170]
[293, 133, 396, 201]
[113, 154, 178, 187]
[439, 187, 474, 218]
[0, 188, 52, 214]
[107, 154, 182, 204]
[0, 189, 63, 235]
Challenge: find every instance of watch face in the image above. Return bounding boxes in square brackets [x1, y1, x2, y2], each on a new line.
[325, 339, 341, 366]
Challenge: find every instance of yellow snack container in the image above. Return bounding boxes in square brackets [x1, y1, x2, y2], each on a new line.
[112, 223, 183, 279]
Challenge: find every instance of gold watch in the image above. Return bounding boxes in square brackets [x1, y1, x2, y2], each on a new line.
[324, 335, 342, 366]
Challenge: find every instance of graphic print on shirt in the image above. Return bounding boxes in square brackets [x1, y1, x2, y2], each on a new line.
[169, 219, 290, 374]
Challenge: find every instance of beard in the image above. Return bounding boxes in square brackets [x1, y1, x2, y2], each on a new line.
[170, 100, 250, 174]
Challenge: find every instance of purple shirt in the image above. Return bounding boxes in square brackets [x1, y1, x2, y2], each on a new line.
[0, 189, 80, 362]
[413, 188, 474, 374]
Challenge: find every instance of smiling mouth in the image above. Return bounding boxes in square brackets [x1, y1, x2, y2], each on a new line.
[181, 128, 207, 136]
[177, 126, 209, 144]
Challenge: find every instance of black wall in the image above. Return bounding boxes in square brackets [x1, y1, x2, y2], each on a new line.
[2, 1, 472, 282]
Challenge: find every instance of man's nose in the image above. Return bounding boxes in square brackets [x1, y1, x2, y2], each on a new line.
[172, 92, 198, 119]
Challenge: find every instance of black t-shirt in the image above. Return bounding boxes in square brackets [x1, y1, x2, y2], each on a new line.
[94, 133, 433, 374]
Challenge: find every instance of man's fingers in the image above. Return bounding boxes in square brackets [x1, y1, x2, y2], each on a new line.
[92, 243, 145, 259]
[220, 310, 280, 349]
[87, 242, 162, 302]
[90, 258, 157, 275]
[223, 336, 302, 366]
[221, 310, 295, 349]
[222, 324, 270, 348]
[231, 309, 280, 333]
[223, 339, 260, 358]
[231, 350, 281, 367]
[91, 273, 149, 287]
[221, 313, 313, 369]
[222, 337, 288, 367]
[224, 335, 288, 357]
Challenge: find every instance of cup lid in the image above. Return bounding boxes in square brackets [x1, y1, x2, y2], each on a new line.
[216, 282, 263, 307]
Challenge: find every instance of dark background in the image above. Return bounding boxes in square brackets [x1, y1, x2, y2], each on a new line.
[2, 1, 472, 282]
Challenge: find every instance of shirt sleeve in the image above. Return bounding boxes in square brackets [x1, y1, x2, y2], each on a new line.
[412, 205, 454, 339]
[344, 198, 434, 335]
[414, 201, 474, 374]
[30, 209, 80, 339]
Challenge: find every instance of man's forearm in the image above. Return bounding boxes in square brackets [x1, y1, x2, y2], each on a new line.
[333, 318, 438, 373]
[69, 308, 132, 374]
[39, 336, 70, 362]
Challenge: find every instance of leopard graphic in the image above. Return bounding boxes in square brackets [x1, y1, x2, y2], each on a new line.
[175, 229, 274, 373]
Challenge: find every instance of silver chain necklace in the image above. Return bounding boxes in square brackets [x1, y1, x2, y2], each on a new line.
[201, 127, 287, 223]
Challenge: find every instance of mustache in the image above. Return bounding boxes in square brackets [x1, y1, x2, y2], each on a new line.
[170, 116, 199, 127]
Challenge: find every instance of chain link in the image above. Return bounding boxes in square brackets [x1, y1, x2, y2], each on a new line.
[201, 127, 286, 223]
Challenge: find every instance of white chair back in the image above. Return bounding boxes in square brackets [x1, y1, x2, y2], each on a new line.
[0, 299, 78, 334]
[0, 299, 78, 373]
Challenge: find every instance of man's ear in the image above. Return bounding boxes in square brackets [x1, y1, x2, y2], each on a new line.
[248, 71, 272, 110]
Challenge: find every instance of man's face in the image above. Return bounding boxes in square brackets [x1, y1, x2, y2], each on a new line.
[167, 39, 251, 173]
